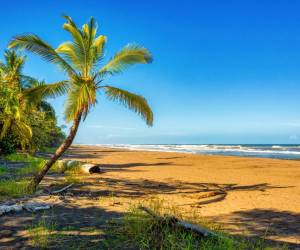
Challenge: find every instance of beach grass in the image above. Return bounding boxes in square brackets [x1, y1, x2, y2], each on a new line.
[106, 199, 288, 250]
[28, 217, 57, 249]
[0, 153, 62, 199]
[22, 199, 289, 250]
[0, 178, 31, 198]
[3, 153, 62, 175]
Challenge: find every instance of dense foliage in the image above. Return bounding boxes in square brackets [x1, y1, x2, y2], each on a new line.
[0, 50, 65, 154]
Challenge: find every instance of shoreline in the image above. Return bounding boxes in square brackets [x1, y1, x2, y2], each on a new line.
[73, 143, 300, 161]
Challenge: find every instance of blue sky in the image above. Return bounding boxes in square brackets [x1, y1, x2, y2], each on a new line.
[1, 1, 300, 144]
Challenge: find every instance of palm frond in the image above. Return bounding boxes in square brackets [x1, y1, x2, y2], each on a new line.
[99, 44, 152, 75]
[62, 16, 88, 74]
[14, 120, 32, 140]
[64, 82, 96, 122]
[56, 41, 83, 71]
[40, 101, 56, 119]
[9, 34, 76, 77]
[0, 60, 6, 71]
[91, 35, 106, 65]
[0, 119, 12, 139]
[22, 80, 69, 102]
[103, 86, 153, 126]
[4, 50, 26, 74]
[13, 120, 32, 149]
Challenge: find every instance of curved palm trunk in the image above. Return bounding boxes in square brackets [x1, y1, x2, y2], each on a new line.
[29, 111, 82, 191]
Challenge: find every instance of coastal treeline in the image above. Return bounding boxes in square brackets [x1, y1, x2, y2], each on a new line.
[0, 50, 65, 154]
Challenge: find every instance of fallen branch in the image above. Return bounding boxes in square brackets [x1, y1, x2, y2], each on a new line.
[0, 202, 51, 216]
[198, 190, 225, 199]
[51, 183, 74, 194]
[138, 206, 217, 238]
[0, 204, 23, 216]
[23, 202, 51, 212]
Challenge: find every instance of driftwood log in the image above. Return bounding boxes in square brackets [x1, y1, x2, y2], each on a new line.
[58, 160, 102, 174]
[0, 202, 51, 216]
[138, 206, 217, 238]
[80, 163, 102, 174]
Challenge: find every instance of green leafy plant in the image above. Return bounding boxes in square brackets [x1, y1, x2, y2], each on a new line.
[0, 50, 65, 154]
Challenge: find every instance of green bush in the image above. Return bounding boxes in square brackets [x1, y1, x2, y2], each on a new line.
[0, 135, 17, 155]
[4, 153, 60, 175]
[0, 166, 8, 176]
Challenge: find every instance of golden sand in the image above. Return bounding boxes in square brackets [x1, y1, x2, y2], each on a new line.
[66, 145, 300, 245]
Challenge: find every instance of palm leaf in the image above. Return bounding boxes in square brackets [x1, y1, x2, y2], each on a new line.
[12, 120, 32, 149]
[62, 16, 88, 75]
[56, 41, 83, 71]
[64, 82, 96, 122]
[91, 35, 106, 65]
[20, 75, 39, 89]
[22, 80, 69, 101]
[9, 34, 76, 77]
[13, 120, 32, 140]
[40, 101, 56, 119]
[99, 44, 152, 75]
[0, 119, 12, 139]
[103, 86, 153, 126]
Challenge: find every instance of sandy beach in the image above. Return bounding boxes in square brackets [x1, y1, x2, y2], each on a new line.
[64, 145, 300, 245]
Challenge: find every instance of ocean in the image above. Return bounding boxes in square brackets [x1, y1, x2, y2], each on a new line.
[93, 144, 300, 160]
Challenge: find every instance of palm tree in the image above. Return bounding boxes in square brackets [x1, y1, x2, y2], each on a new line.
[9, 16, 153, 191]
[0, 50, 65, 149]
[0, 50, 31, 147]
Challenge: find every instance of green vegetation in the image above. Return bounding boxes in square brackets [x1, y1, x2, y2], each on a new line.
[106, 200, 287, 250]
[0, 153, 43, 199]
[0, 178, 30, 198]
[28, 217, 57, 249]
[27, 217, 104, 249]
[40, 146, 56, 154]
[23, 199, 288, 250]
[8, 15, 153, 190]
[0, 153, 63, 199]
[0, 165, 7, 175]
[0, 152, 86, 201]
[0, 50, 65, 155]
[5, 153, 45, 175]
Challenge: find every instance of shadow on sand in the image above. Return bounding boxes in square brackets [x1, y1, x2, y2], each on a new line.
[0, 203, 127, 249]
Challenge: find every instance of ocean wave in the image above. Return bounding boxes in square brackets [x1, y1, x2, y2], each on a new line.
[87, 144, 300, 159]
[92, 144, 300, 155]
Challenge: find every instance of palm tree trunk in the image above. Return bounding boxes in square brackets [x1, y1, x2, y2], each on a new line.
[28, 111, 82, 191]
